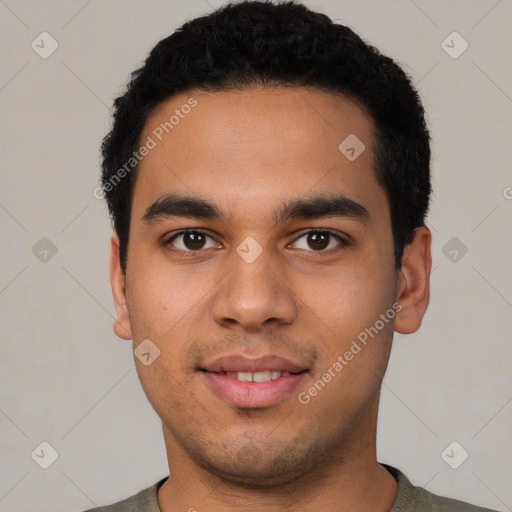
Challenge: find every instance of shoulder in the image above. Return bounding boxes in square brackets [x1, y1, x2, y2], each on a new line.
[80, 476, 168, 512]
[384, 464, 501, 512]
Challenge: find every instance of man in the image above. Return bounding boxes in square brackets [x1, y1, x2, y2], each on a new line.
[86, 1, 499, 511]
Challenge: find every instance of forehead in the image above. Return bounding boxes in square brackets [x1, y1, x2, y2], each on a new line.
[131, 86, 387, 226]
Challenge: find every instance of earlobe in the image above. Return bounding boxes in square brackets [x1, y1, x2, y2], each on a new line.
[110, 232, 133, 340]
[394, 227, 432, 335]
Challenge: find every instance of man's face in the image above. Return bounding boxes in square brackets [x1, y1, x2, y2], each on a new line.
[113, 86, 408, 486]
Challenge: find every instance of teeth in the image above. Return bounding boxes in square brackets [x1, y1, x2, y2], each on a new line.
[224, 370, 293, 382]
[253, 371, 271, 382]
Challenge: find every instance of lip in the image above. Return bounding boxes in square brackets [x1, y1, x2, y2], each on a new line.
[201, 353, 309, 408]
[202, 371, 307, 408]
[202, 354, 308, 373]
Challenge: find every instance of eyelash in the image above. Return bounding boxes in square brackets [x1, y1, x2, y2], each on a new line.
[163, 228, 348, 255]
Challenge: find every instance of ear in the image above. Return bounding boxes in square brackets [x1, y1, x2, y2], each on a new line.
[110, 232, 133, 340]
[394, 226, 432, 334]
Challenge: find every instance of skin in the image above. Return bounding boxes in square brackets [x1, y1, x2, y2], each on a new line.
[110, 85, 432, 512]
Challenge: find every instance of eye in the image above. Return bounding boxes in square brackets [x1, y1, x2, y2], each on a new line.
[165, 229, 220, 252]
[290, 230, 346, 252]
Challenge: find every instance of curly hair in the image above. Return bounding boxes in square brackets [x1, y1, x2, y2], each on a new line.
[100, 0, 431, 274]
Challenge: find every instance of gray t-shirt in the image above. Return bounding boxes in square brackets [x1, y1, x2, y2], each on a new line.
[82, 464, 500, 512]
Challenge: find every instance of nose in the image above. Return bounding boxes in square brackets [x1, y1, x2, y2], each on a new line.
[210, 244, 298, 333]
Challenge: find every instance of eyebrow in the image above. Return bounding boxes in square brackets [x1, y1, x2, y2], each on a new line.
[274, 195, 370, 225]
[142, 194, 223, 223]
[141, 192, 370, 226]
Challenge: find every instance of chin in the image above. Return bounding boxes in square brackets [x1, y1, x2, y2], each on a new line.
[198, 457, 310, 489]
[189, 434, 329, 489]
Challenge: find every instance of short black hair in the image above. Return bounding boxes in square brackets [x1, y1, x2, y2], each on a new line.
[100, 0, 431, 274]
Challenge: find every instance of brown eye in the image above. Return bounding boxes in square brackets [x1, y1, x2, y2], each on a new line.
[291, 230, 345, 252]
[307, 232, 330, 250]
[183, 232, 206, 250]
[166, 230, 218, 252]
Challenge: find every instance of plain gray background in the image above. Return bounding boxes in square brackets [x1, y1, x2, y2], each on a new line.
[0, 1, 511, 511]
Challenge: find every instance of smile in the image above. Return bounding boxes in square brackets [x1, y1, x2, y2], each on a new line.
[202, 370, 308, 408]
[224, 370, 293, 382]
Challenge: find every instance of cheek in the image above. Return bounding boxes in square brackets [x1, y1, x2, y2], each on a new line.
[294, 256, 397, 389]
[298, 256, 393, 327]
[126, 259, 214, 340]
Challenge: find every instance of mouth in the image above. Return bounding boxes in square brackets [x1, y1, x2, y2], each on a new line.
[204, 369, 306, 382]
[200, 353, 310, 408]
